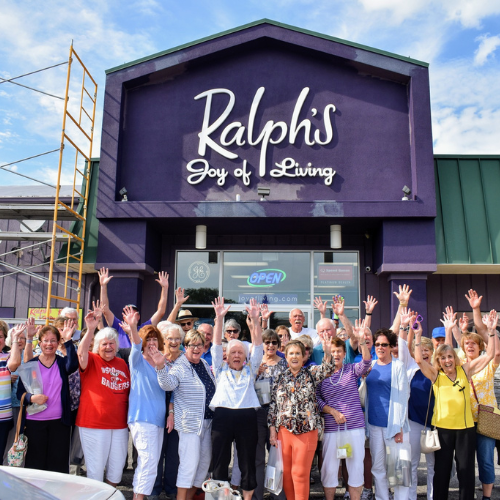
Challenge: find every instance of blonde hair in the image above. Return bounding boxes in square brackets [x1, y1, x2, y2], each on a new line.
[433, 344, 460, 371]
[184, 329, 205, 347]
[460, 332, 485, 353]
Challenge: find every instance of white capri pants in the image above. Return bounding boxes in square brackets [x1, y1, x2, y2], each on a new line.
[321, 428, 366, 488]
[129, 421, 164, 495]
[78, 426, 129, 484]
[408, 420, 434, 500]
[177, 419, 212, 489]
[368, 424, 410, 500]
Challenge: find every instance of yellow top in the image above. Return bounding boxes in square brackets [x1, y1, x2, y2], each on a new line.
[432, 366, 474, 429]
[459, 352, 499, 422]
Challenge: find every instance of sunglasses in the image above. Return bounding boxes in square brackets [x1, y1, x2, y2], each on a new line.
[264, 340, 278, 345]
[374, 343, 390, 348]
[225, 329, 239, 334]
[180, 321, 193, 327]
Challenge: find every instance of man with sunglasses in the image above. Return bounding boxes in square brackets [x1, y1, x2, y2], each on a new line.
[175, 310, 199, 334]
[98, 267, 170, 348]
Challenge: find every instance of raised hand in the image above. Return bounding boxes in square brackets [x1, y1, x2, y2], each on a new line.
[122, 305, 139, 328]
[314, 296, 328, 316]
[25, 317, 37, 340]
[352, 318, 366, 341]
[149, 345, 166, 368]
[98, 267, 113, 286]
[413, 319, 423, 338]
[459, 313, 469, 333]
[245, 298, 260, 321]
[332, 295, 345, 316]
[364, 295, 378, 314]
[156, 271, 169, 289]
[175, 287, 189, 305]
[11, 324, 25, 343]
[482, 309, 499, 331]
[92, 300, 104, 321]
[84, 311, 98, 331]
[399, 307, 413, 328]
[61, 319, 76, 342]
[319, 330, 332, 357]
[465, 289, 482, 310]
[260, 303, 273, 321]
[393, 284, 412, 305]
[212, 296, 231, 318]
[440, 308, 457, 329]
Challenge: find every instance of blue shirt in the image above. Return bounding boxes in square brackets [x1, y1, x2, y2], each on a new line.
[408, 369, 434, 427]
[345, 339, 377, 365]
[128, 342, 166, 427]
[366, 362, 392, 427]
[201, 343, 213, 366]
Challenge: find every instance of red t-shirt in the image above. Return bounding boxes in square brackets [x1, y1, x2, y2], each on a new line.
[76, 353, 130, 429]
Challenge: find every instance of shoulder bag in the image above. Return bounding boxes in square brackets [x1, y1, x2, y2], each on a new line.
[420, 385, 440, 453]
[7, 393, 28, 467]
[471, 379, 500, 440]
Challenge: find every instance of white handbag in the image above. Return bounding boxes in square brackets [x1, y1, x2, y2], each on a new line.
[202, 480, 242, 500]
[419, 386, 440, 453]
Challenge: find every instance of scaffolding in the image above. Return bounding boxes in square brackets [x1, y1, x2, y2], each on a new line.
[0, 44, 98, 325]
[45, 45, 98, 323]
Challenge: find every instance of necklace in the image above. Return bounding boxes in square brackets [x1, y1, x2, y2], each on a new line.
[329, 364, 344, 386]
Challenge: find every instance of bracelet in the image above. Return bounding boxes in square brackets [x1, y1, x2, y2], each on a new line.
[168, 409, 174, 414]
[404, 326, 410, 332]
[399, 301, 408, 307]
[359, 342, 367, 346]
[365, 312, 372, 316]
[489, 333, 495, 337]
[399, 326, 404, 330]
[415, 343, 421, 346]
[27, 340, 33, 344]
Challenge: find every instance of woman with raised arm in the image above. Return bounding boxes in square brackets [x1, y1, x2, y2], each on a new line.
[209, 297, 263, 500]
[120, 307, 166, 500]
[415, 310, 497, 500]
[77, 311, 130, 485]
[152, 311, 216, 500]
[398, 310, 435, 500]
[268, 331, 333, 500]
[17, 320, 77, 472]
[449, 304, 500, 500]
[364, 328, 409, 500]
[316, 319, 372, 500]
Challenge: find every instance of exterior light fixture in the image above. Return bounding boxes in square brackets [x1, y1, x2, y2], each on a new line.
[196, 225, 207, 249]
[402, 185, 411, 201]
[330, 224, 342, 249]
[257, 187, 270, 201]
[119, 187, 128, 202]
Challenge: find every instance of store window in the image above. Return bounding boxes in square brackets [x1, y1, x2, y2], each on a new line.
[175, 250, 359, 335]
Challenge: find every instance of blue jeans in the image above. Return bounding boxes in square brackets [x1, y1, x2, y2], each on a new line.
[151, 428, 180, 496]
[476, 428, 496, 484]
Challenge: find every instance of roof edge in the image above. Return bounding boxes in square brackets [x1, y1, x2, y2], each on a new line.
[105, 18, 429, 75]
[434, 154, 500, 159]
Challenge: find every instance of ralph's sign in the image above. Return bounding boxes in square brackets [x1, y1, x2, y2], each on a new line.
[186, 87, 337, 187]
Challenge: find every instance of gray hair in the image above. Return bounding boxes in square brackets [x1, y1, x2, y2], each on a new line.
[227, 339, 248, 359]
[61, 307, 79, 319]
[224, 319, 241, 333]
[93, 327, 119, 355]
[157, 321, 185, 343]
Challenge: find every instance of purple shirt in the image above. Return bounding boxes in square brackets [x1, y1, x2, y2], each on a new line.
[28, 360, 63, 421]
[316, 359, 371, 432]
[112, 316, 152, 348]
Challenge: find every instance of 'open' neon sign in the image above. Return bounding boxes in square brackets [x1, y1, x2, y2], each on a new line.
[247, 269, 287, 287]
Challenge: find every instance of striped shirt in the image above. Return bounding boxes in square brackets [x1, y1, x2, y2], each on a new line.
[0, 353, 12, 421]
[316, 360, 371, 432]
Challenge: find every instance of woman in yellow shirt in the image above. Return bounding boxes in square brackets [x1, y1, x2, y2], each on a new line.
[414, 310, 497, 500]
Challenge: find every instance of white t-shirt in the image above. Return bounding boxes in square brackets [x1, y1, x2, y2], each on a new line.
[290, 326, 321, 347]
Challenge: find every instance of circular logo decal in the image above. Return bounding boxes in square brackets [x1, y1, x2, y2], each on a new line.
[188, 261, 210, 284]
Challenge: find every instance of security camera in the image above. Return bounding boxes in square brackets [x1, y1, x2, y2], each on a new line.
[119, 187, 128, 202]
[257, 187, 270, 201]
[365, 266, 371, 273]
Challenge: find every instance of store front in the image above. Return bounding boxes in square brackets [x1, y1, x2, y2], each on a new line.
[95, 20, 436, 333]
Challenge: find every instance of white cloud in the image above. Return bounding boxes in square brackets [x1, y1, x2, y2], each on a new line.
[474, 33, 500, 66]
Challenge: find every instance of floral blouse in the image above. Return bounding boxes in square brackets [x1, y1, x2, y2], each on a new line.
[268, 359, 334, 435]
[256, 358, 288, 384]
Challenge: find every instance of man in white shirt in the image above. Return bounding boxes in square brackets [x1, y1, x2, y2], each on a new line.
[288, 308, 321, 346]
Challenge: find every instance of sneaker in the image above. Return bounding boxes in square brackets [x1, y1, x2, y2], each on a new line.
[343, 492, 350, 499]
[361, 489, 374, 500]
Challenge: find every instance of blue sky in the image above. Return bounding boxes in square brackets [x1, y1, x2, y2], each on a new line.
[1, 0, 499, 187]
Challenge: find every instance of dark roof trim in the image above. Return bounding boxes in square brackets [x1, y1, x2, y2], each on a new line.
[434, 154, 500, 159]
[106, 19, 428, 74]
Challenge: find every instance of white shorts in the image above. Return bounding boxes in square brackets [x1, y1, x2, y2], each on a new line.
[321, 427, 366, 488]
[177, 419, 212, 489]
[78, 426, 129, 484]
[129, 421, 164, 495]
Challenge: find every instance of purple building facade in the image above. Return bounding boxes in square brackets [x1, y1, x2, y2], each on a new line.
[96, 20, 437, 333]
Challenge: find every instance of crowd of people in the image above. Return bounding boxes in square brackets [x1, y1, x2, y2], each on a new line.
[0, 270, 499, 500]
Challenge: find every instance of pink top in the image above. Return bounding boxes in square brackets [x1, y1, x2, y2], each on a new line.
[27, 360, 63, 421]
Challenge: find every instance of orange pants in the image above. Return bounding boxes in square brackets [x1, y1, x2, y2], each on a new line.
[278, 427, 318, 500]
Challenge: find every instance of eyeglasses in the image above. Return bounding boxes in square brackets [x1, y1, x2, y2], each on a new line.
[180, 321, 193, 327]
[225, 329, 239, 334]
[374, 343, 390, 348]
[41, 339, 58, 344]
[264, 340, 278, 345]
[166, 338, 181, 344]
[186, 344, 203, 350]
